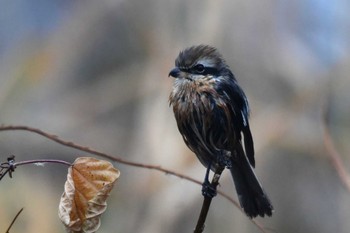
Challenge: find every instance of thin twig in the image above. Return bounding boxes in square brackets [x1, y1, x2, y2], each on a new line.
[0, 125, 267, 232]
[194, 169, 223, 233]
[323, 102, 350, 192]
[6, 208, 24, 233]
[1, 157, 71, 180]
[14, 159, 72, 167]
[0, 155, 15, 180]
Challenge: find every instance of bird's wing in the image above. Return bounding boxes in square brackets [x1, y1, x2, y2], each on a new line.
[216, 76, 255, 167]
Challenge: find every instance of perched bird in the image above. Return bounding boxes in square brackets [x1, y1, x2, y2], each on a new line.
[168, 45, 273, 218]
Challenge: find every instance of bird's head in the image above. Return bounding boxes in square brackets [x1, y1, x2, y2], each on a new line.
[168, 45, 230, 82]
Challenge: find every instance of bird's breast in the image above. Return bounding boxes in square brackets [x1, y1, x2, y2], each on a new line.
[170, 79, 217, 116]
[171, 78, 231, 117]
[169, 78, 234, 164]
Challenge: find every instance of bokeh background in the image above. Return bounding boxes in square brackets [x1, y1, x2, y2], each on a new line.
[0, 0, 350, 232]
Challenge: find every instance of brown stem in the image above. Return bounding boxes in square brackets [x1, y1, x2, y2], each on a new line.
[323, 101, 350, 192]
[0, 125, 267, 233]
[194, 169, 223, 233]
[14, 159, 72, 167]
[6, 208, 24, 233]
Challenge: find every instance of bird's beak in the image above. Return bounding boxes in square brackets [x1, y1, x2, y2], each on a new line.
[168, 67, 180, 78]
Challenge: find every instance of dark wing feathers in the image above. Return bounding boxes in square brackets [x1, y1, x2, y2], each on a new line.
[216, 76, 255, 167]
[242, 123, 255, 167]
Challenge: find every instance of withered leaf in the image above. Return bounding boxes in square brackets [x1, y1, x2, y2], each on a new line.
[58, 157, 120, 233]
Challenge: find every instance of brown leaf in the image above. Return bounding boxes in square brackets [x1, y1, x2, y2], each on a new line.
[58, 157, 120, 233]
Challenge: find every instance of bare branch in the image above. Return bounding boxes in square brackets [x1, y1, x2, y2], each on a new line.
[0, 155, 15, 180]
[14, 159, 72, 167]
[0, 125, 267, 232]
[323, 104, 350, 192]
[6, 208, 24, 233]
[1, 156, 71, 180]
[194, 169, 223, 233]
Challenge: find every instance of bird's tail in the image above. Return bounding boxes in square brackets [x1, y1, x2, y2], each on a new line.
[230, 148, 273, 218]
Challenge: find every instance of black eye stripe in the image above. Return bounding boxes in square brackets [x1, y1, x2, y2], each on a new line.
[179, 67, 219, 75]
[193, 64, 205, 73]
[194, 67, 219, 75]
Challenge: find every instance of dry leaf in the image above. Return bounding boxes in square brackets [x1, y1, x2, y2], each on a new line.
[58, 157, 120, 233]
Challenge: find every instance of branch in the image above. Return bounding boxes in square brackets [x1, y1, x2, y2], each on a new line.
[323, 104, 350, 192]
[14, 159, 72, 167]
[0, 125, 267, 232]
[1, 156, 71, 180]
[6, 208, 24, 233]
[194, 169, 223, 233]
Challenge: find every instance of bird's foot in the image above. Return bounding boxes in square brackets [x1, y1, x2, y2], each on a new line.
[201, 164, 217, 198]
[201, 179, 217, 198]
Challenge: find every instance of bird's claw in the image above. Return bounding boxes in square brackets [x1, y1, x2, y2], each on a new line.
[201, 163, 217, 198]
[202, 180, 217, 198]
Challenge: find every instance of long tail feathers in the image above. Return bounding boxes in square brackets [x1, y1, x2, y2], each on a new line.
[230, 149, 273, 218]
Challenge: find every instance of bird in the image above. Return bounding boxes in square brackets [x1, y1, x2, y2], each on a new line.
[168, 45, 273, 218]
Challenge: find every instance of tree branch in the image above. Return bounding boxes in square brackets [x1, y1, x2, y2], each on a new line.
[14, 159, 72, 167]
[6, 208, 24, 233]
[323, 103, 350, 192]
[0, 125, 267, 232]
[194, 169, 223, 233]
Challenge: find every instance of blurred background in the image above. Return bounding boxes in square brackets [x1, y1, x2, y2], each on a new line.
[0, 0, 349, 232]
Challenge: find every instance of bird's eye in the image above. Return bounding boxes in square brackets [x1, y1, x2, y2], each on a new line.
[193, 64, 205, 73]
